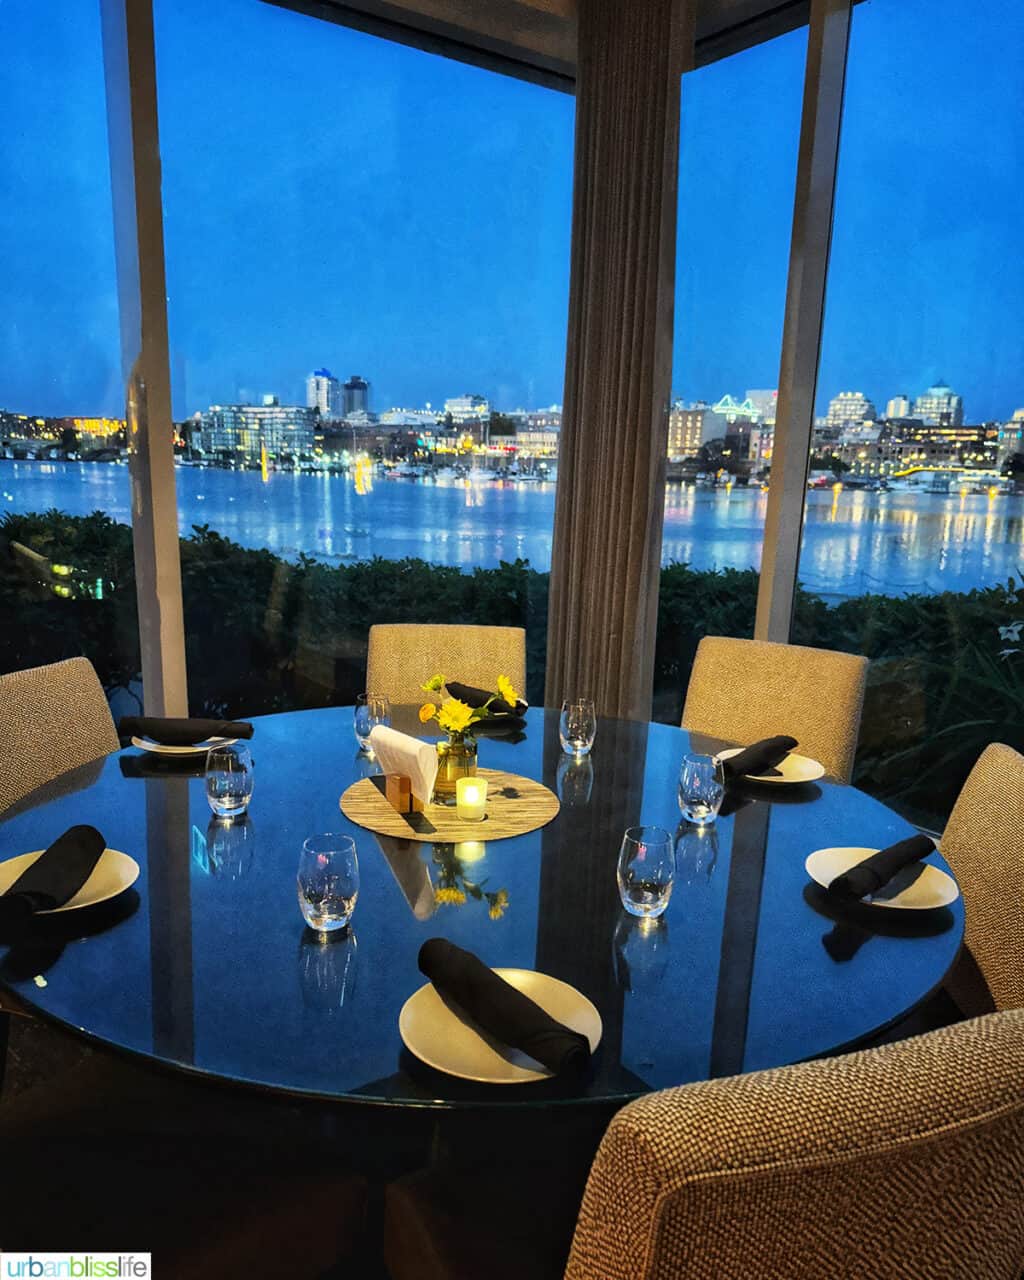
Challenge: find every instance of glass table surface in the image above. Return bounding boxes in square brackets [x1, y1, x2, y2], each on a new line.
[0, 707, 963, 1109]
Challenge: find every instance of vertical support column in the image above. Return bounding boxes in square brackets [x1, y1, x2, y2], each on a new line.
[545, 0, 694, 721]
[755, 0, 852, 642]
[101, 0, 188, 715]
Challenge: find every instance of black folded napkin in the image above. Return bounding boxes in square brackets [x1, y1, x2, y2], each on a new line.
[828, 834, 936, 901]
[418, 938, 591, 1081]
[721, 735, 798, 780]
[118, 715, 254, 746]
[0, 825, 106, 932]
[445, 681, 527, 719]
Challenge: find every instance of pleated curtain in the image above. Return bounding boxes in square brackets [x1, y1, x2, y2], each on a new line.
[545, 0, 690, 721]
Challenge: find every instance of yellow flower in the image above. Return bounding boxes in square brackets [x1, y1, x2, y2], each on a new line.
[496, 888, 509, 907]
[434, 886, 466, 906]
[419, 702, 437, 723]
[496, 674, 519, 707]
[437, 698, 475, 735]
[489, 903, 505, 920]
[421, 674, 445, 694]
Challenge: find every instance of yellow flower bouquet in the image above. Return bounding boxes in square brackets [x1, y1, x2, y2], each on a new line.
[419, 674, 522, 801]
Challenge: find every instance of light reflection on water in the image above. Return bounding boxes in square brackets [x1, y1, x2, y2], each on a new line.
[3, 459, 1022, 598]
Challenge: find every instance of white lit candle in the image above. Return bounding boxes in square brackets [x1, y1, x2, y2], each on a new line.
[455, 776, 488, 822]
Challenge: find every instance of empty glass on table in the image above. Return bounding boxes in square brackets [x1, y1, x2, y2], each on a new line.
[298, 834, 359, 937]
[354, 693, 391, 751]
[205, 743, 254, 820]
[617, 825, 674, 919]
[678, 752, 726, 826]
[560, 698, 597, 756]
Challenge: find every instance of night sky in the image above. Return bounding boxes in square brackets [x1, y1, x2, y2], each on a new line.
[1, 0, 1020, 421]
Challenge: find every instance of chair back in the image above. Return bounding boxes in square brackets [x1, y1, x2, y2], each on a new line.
[566, 1009, 1024, 1280]
[942, 742, 1024, 1011]
[681, 635, 867, 782]
[0, 657, 119, 813]
[366, 624, 526, 706]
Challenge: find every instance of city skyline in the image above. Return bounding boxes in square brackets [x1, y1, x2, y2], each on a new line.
[1, 0, 1021, 422]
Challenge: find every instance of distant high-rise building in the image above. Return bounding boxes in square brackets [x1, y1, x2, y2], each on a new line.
[913, 381, 963, 427]
[343, 375, 370, 417]
[885, 394, 913, 419]
[306, 369, 341, 417]
[444, 394, 490, 424]
[745, 389, 778, 425]
[667, 402, 713, 457]
[826, 391, 877, 431]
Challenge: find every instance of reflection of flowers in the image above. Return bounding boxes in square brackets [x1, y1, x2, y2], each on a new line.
[431, 844, 509, 920]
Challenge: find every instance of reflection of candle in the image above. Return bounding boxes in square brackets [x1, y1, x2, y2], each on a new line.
[455, 841, 486, 863]
[456, 776, 487, 822]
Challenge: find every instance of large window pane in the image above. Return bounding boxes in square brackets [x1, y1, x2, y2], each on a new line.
[654, 28, 807, 720]
[795, 0, 1024, 826]
[154, 0, 572, 716]
[0, 0, 138, 704]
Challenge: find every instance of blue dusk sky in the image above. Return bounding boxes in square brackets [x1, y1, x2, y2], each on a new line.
[0, 0, 1021, 421]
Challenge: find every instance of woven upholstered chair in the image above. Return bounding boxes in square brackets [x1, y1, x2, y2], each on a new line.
[366, 623, 527, 706]
[941, 742, 1024, 1012]
[0, 656, 120, 814]
[681, 636, 868, 783]
[561, 1009, 1024, 1280]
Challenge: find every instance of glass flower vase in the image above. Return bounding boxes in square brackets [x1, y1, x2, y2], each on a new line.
[434, 735, 477, 803]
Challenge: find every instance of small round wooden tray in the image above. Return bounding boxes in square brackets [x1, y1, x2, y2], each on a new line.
[339, 768, 560, 844]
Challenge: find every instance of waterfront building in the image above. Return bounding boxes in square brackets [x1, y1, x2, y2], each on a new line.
[306, 368, 342, 417]
[515, 428, 559, 457]
[667, 401, 713, 458]
[380, 407, 440, 429]
[199, 403, 317, 462]
[712, 393, 761, 423]
[525, 408, 563, 430]
[444, 394, 490, 424]
[886, 394, 913, 418]
[826, 391, 877, 431]
[913, 380, 963, 427]
[745, 389, 778, 425]
[343, 375, 370, 416]
[999, 409, 1024, 464]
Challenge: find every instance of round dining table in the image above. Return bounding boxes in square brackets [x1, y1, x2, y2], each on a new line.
[0, 707, 963, 1110]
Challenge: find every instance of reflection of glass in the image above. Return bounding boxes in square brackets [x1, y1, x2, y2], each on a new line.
[559, 698, 597, 756]
[352, 749, 384, 781]
[678, 753, 725, 826]
[612, 914, 670, 993]
[205, 743, 254, 819]
[297, 834, 359, 935]
[675, 821, 719, 885]
[354, 693, 390, 751]
[556, 753, 594, 807]
[207, 815, 256, 879]
[298, 929, 358, 1014]
[617, 825, 674, 919]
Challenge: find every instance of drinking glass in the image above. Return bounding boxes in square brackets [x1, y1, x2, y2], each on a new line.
[298, 834, 359, 935]
[560, 698, 597, 756]
[678, 752, 726, 826]
[205, 743, 254, 819]
[354, 693, 390, 751]
[617, 825, 674, 919]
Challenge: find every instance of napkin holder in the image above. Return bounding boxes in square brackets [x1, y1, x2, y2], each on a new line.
[385, 773, 425, 814]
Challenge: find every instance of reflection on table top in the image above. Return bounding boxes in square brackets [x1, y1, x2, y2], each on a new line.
[0, 707, 963, 1109]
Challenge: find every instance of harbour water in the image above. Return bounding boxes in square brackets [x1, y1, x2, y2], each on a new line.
[3, 458, 1022, 599]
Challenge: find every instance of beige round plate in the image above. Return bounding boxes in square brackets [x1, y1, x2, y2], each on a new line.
[340, 768, 559, 843]
[806, 846, 959, 910]
[400, 967, 602, 1083]
[131, 735, 236, 757]
[718, 746, 825, 785]
[0, 848, 140, 912]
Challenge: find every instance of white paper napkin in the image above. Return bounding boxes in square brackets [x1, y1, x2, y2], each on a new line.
[368, 725, 438, 805]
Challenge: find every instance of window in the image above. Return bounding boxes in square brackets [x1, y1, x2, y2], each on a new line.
[794, 0, 1024, 826]
[153, 0, 573, 715]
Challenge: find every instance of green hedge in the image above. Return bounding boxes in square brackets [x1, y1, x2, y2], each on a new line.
[2, 509, 1021, 828]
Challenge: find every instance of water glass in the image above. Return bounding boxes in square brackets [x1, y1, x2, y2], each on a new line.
[298, 834, 359, 935]
[678, 752, 726, 826]
[205, 743, 254, 819]
[354, 693, 390, 751]
[617, 825, 674, 919]
[560, 698, 597, 756]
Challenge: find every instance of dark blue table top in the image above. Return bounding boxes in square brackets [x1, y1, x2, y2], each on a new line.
[0, 707, 963, 1109]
